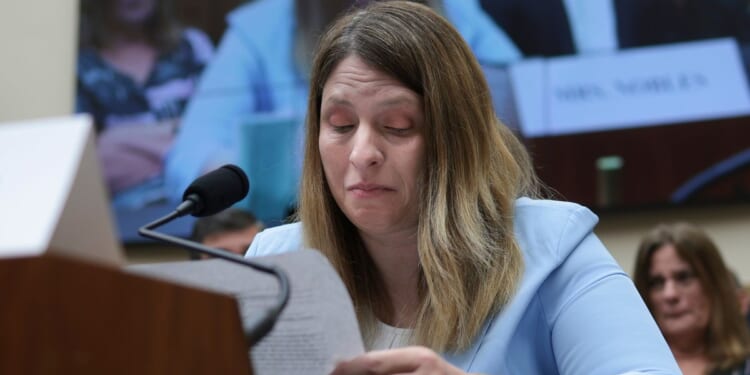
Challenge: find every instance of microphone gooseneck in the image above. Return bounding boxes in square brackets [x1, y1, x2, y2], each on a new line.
[138, 164, 290, 347]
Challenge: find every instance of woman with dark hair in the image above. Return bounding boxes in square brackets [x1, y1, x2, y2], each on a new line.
[634, 223, 750, 375]
[246, 2, 680, 374]
[76, 0, 213, 200]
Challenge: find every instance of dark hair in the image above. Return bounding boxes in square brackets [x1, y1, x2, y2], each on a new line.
[79, 0, 182, 51]
[633, 222, 750, 372]
[190, 209, 261, 243]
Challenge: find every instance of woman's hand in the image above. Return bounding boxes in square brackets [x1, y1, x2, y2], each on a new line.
[96, 119, 178, 194]
[330, 346, 469, 375]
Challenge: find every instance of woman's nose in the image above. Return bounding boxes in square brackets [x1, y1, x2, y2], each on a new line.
[661, 280, 680, 300]
[349, 125, 383, 169]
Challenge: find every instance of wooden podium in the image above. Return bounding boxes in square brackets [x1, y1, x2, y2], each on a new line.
[0, 254, 253, 375]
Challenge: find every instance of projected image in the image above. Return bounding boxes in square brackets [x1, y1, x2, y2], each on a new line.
[74, 0, 242, 242]
[76, 0, 750, 243]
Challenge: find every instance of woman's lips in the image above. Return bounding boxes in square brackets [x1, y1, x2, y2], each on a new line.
[347, 183, 393, 197]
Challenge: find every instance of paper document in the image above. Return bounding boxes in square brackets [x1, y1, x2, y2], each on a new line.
[128, 249, 365, 374]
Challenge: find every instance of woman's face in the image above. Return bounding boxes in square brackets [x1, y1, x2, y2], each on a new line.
[319, 55, 425, 237]
[647, 244, 711, 342]
[112, 0, 157, 26]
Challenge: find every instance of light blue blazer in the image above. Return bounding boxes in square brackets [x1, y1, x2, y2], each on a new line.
[247, 198, 681, 374]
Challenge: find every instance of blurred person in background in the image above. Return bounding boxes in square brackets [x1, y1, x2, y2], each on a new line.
[633, 222, 750, 375]
[190, 208, 262, 258]
[77, 0, 213, 205]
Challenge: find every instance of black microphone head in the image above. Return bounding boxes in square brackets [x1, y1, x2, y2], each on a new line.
[182, 164, 249, 217]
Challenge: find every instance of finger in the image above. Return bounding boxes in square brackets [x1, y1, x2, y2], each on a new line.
[330, 347, 447, 375]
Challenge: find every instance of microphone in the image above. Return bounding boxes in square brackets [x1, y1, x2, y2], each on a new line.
[177, 164, 250, 217]
[138, 164, 290, 347]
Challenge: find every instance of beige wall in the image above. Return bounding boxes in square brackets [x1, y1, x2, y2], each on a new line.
[0, 0, 78, 122]
[597, 203, 750, 282]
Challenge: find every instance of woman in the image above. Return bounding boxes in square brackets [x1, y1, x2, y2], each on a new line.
[77, 0, 213, 200]
[247, 2, 680, 374]
[633, 223, 750, 375]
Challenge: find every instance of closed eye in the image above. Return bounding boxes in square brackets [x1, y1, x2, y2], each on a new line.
[648, 276, 666, 290]
[385, 126, 411, 135]
[331, 124, 355, 133]
[674, 270, 696, 285]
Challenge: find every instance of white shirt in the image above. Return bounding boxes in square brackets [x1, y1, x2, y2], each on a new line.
[369, 321, 413, 351]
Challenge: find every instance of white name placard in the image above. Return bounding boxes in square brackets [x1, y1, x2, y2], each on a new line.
[0, 115, 123, 266]
[511, 38, 750, 137]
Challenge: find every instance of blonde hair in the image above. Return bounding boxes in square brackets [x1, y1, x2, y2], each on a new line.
[633, 222, 750, 372]
[299, 1, 540, 351]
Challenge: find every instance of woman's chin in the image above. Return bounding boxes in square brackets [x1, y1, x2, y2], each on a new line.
[348, 213, 403, 235]
[660, 318, 703, 340]
[351, 217, 394, 234]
